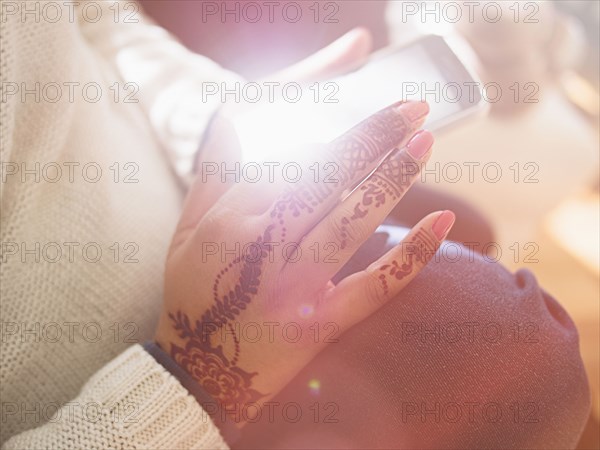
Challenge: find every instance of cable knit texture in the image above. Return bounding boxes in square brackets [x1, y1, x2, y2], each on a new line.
[3, 345, 228, 449]
[1, 1, 240, 447]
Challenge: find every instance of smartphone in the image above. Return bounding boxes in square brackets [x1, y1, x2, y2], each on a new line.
[334, 34, 487, 132]
[232, 34, 487, 162]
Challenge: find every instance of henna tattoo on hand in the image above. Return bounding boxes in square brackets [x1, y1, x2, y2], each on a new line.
[169, 311, 263, 406]
[378, 229, 439, 296]
[336, 151, 418, 249]
[270, 105, 412, 240]
[166, 105, 416, 410]
[168, 227, 276, 408]
[204, 225, 274, 327]
[332, 103, 412, 186]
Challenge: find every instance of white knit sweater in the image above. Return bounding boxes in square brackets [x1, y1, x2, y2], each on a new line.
[1, 1, 241, 448]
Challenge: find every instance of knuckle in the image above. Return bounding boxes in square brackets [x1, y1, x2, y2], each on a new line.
[326, 207, 370, 248]
[358, 107, 412, 150]
[330, 133, 379, 179]
[363, 270, 385, 305]
[385, 153, 421, 186]
[348, 215, 371, 243]
[325, 214, 349, 248]
[408, 231, 439, 265]
[319, 146, 343, 172]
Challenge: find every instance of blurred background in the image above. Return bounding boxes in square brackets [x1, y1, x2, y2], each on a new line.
[139, 1, 599, 447]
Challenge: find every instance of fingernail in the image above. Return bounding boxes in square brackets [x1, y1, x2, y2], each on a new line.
[432, 210, 456, 240]
[396, 101, 429, 123]
[406, 130, 434, 160]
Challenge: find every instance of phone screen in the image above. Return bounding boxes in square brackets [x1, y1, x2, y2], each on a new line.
[337, 40, 468, 128]
[233, 35, 482, 162]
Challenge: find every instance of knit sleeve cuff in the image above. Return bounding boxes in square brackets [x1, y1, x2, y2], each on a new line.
[143, 341, 241, 445]
[3, 344, 229, 450]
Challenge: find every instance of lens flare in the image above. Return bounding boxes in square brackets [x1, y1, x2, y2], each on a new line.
[298, 304, 314, 319]
[308, 378, 321, 395]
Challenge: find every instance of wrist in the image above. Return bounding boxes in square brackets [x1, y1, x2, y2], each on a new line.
[144, 340, 244, 442]
[154, 316, 262, 430]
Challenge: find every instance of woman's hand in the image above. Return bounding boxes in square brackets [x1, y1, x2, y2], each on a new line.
[194, 27, 372, 185]
[155, 100, 455, 427]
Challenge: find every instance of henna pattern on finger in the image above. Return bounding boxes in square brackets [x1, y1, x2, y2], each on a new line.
[336, 151, 419, 249]
[378, 229, 439, 296]
[331, 103, 413, 185]
[270, 184, 331, 242]
[270, 105, 414, 241]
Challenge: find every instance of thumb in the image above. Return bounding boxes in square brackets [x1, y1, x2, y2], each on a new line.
[269, 27, 373, 83]
[172, 115, 242, 249]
